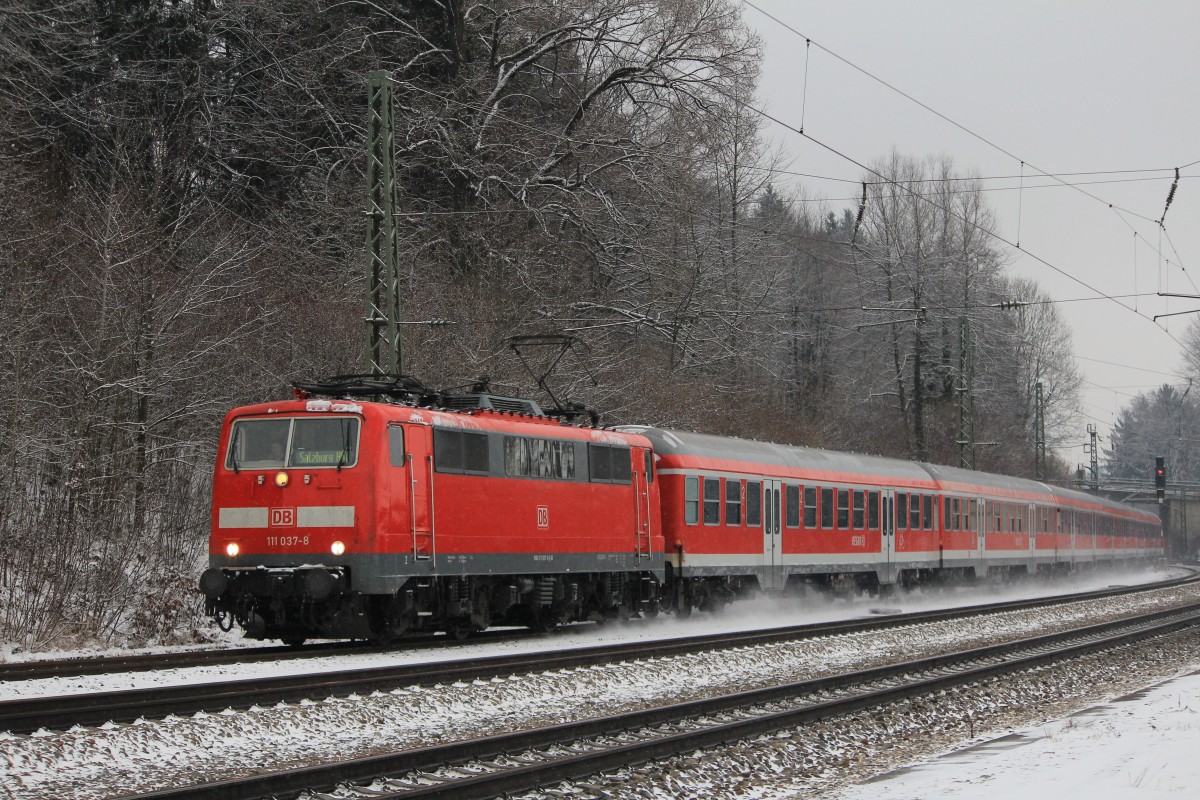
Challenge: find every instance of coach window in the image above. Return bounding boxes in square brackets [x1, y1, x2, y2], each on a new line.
[785, 485, 800, 528]
[969, 499, 977, 532]
[837, 489, 850, 529]
[868, 491, 880, 529]
[853, 491, 865, 529]
[921, 495, 933, 530]
[820, 487, 834, 529]
[685, 476, 699, 524]
[703, 478, 721, 525]
[896, 493, 908, 531]
[802, 487, 817, 528]
[726, 480, 742, 526]
[388, 425, 405, 467]
[909, 495, 921, 531]
[746, 481, 762, 527]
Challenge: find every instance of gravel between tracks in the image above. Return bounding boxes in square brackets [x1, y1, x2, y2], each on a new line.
[2, 583, 1199, 800]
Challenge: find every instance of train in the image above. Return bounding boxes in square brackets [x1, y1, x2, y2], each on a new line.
[199, 385, 1163, 644]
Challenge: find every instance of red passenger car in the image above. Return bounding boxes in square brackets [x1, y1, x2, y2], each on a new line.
[621, 426, 1162, 609]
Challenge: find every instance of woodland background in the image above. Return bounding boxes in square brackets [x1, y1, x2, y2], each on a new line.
[1, 0, 1196, 649]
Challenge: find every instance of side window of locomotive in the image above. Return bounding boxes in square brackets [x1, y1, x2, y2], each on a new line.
[290, 417, 359, 468]
[505, 437, 577, 480]
[504, 436, 531, 476]
[746, 481, 762, 527]
[434, 428, 489, 474]
[644, 450, 654, 483]
[867, 491, 879, 529]
[588, 444, 632, 484]
[227, 418, 290, 469]
[703, 478, 721, 524]
[804, 487, 817, 528]
[685, 476, 700, 525]
[388, 425, 406, 467]
[837, 489, 849, 529]
[725, 480, 742, 525]
[785, 485, 800, 528]
[853, 491, 865, 529]
[896, 493, 908, 531]
[820, 487, 833, 529]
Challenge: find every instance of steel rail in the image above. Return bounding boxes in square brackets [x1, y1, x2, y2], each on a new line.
[116, 600, 1200, 800]
[1, 573, 1193, 734]
[2, 570, 1189, 684]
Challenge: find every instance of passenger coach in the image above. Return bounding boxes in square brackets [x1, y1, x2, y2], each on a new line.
[622, 426, 1162, 610]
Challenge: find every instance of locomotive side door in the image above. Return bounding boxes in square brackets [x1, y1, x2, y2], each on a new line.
[762, 479, 783, 591]
[880, 489, 896, 584]
[632, 448, 652, 559]
[404, 423, 436, 564]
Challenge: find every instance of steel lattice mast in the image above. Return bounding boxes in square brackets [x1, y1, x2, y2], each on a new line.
[365, 70, 401, 377]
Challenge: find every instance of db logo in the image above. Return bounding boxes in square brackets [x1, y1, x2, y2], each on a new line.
[270, 507, 296, 527]
[536, 506, 550, 529]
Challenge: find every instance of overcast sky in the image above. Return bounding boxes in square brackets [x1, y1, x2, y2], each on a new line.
[743, 0, 1200, 466]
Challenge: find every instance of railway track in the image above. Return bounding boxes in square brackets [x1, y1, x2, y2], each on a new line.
[117, 592, 1200, 800]
[1, 573, 1193, 735]
[2, 571, 1189, 684]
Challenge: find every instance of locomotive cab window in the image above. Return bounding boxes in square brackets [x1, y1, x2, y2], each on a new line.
[227, 416, 359, 470]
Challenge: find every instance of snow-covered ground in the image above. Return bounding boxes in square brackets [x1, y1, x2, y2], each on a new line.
[1, 568, 1196, 800]
[832, 667, 1200, 800]
[0, 566, 1181, 701]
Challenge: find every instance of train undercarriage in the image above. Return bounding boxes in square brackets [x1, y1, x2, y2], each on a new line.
[200, 557, 1155, 645]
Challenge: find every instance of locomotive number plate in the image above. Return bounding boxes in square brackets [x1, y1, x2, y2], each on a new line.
[266, 535, 310, 547]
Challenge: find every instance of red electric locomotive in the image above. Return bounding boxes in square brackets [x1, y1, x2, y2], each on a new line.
[200, 392, 662, 644]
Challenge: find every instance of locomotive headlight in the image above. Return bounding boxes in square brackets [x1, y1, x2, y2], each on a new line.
[274, 471, 289, 487]
[330, 540, 346, 556]
[226, 542, 240, 558]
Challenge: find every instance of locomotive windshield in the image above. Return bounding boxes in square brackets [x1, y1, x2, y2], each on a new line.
[226, 416, 360, 470]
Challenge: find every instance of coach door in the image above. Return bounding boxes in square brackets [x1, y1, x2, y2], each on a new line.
[762, 479, 784, 590]
[404, 423, 436, 563]
[880, 490, 896, 584]
[975, 497, 986, 573]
